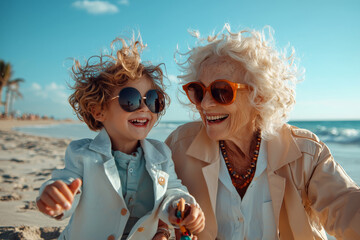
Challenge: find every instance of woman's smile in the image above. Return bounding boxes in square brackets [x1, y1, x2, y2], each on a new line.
[205, 114, 229, 124]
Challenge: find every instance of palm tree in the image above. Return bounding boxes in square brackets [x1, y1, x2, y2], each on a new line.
[5, 78, 24, 117]
[0, 60, 25, 118]
[0, 60, 12, 107]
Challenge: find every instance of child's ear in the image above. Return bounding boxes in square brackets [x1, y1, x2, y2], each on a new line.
[91, 105, 106, 122]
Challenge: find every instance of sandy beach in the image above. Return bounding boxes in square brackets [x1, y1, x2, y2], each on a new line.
[0, 120, 73, 239]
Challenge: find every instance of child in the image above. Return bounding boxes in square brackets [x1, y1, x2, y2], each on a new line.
[36, 36, 205, 240]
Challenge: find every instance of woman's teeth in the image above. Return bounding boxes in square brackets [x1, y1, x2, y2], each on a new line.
[206, 115, 228, 121]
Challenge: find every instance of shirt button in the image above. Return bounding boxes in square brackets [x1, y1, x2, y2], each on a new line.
[158, 176, 165, 186]
[137, 227, 145, 232]
[238, 217, 244, 222]
[129, 168, 133, 173]
[107, 235, 115, 240]
[132, 152, 137, 157]
[121, 208, 127, 216]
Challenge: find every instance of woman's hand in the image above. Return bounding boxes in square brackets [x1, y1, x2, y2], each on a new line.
[169, 203, 205, 234]
[36, 178, 82, 218]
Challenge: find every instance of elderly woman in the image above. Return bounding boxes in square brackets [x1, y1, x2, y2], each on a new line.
[166, 25, 360, 239]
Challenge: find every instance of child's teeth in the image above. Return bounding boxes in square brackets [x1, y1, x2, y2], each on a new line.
[131, 119, 147, 123]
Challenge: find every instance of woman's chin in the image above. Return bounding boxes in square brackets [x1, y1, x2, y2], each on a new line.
[203, 118, 229, 140]
[205, 128, 226, 141]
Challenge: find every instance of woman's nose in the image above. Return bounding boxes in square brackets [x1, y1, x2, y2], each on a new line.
[200, 91, 216, 109]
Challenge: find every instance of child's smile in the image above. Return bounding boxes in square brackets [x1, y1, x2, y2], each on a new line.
[129, 118, 150, 127]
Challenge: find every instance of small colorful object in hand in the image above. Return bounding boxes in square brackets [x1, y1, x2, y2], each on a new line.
[181, 235, 192, 240]
[180, 226, 192, 240]
[176, 198, 193, 240]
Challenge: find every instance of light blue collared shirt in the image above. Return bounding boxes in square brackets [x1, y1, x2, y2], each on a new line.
[216, 140, 277, 240]
[112, 146, 154, 237]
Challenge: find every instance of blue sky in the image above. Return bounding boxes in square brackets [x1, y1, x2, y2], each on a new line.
[1, 0, 359, 121]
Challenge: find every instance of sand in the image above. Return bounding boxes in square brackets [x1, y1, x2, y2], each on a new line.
[0, 120, 73, 239]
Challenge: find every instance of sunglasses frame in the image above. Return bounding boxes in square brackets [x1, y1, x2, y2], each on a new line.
[182, 79, 250, 105]
[110, 87, 165, 113]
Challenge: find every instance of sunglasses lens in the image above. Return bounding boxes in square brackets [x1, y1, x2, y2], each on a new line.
[186, 83, 204, 104]
[211, 81, 234, 104]
[118, 87, 141, 112]
[145, 90, 165, 113]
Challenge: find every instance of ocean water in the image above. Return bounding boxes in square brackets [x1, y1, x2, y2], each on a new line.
[14, 120, 360, 185]
[289, 121, 360, 185]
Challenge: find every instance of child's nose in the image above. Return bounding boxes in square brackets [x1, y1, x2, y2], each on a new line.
[138, 98, 150, 112]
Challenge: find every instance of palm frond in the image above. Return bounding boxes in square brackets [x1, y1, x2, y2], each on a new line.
[7, 78, 24, 86]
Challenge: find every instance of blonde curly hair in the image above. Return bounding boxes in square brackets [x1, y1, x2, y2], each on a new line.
[69, 37, 169, 131]
[177, 24, 302, 139]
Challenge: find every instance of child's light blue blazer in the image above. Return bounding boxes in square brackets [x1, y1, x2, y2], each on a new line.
[39, 128, 196, 240]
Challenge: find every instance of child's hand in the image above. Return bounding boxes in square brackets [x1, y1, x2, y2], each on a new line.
[174, 230, 199, 240]
[152, 219, 170, 240]
[36, 178, 82, 218]
[169, 204, 205, 234]
[152, 233, 169, 240]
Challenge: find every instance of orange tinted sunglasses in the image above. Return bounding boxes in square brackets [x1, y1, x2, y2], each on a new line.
[182, 79, 250, 105]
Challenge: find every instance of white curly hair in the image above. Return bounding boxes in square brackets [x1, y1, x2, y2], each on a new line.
[177, 24, 302, 139]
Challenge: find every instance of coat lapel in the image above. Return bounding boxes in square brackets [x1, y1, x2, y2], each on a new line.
[88, 128, 113, 157]
[267, 170, 286, 235]
[267, 124, 314, 238]
[186, 125, 220, 215]
[141, 139, 168, 166]
[88, 129, 124, 200]
[266, 125, 302, 172]
[202, 161, 220, 213]
[141, 139, 169, 203]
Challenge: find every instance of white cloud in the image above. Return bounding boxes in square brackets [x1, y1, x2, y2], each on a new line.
[29, 82, 69, 105]
[72, 0, 119, 15]
[31, 83, 42, 91]
[46, 82, 65, 91]
[118, 0, 129, 5]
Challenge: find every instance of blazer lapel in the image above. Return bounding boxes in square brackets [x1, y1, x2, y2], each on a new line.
[186, 125, 220, 215]
[103, 159, 123, 199]
[202, 161, 220, 214]
[88, 128, 113, 157]
[267, 124, 313, 238]
[141, 138, 168, 166]
[266, 125, 302, 172]
[141, 139, 169, 203]
[267, 170, 286, 235]
[89, 129, 124, 200]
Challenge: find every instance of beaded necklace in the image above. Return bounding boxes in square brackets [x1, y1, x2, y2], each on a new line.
[219, 132, 261, 190]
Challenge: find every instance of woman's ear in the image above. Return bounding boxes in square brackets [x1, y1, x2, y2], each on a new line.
[254, 94, 264, 104]
[91, 105, 106, 122]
